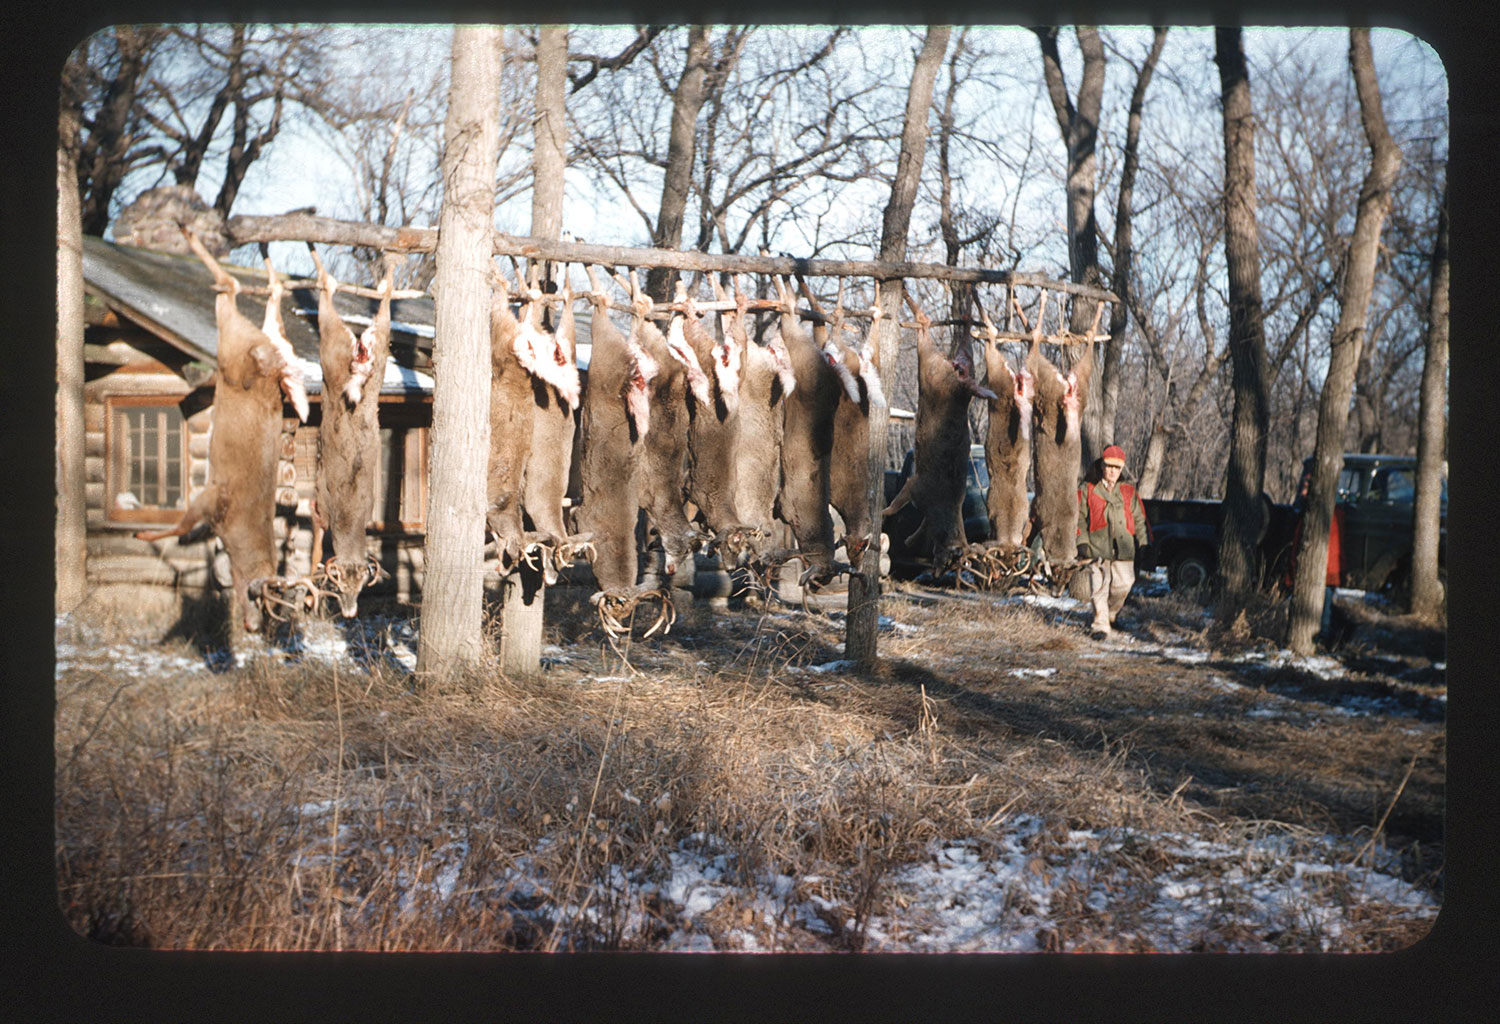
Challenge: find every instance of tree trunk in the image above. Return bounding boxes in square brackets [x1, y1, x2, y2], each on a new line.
[1035, 26, 1107, 460]
[644, 26, 711, 302]
[502, 24, 569, 679]
[1101, 28, 1166, 450]
[57, 88, 88, 614]
[418, 26, 504, 683]
[1137, 422, 1168, 499]
[1287, 29, 1403, 654]
[1213, 27, 1273, 619]
[1408, 185, 1447, 620]
[848, 25, 950, 668]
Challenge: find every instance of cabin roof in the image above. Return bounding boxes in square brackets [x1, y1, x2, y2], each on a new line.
[82, 235, 436, 395]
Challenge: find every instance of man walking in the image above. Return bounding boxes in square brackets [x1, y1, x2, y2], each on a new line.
[1077, 445, 1151, 640]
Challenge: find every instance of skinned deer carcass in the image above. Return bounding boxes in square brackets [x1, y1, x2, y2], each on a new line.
[1028, 331, 1094, 564]
[574, 270, 658, 606]
[881, 297, 997, 569]
[683, 280, 760, 566]
[136, 227, 309, 635]
[828, 307, 887, 564]
[308, 247, 393, 617]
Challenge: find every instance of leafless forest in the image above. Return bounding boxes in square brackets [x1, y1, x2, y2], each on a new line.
[61, 26, 1447, 500]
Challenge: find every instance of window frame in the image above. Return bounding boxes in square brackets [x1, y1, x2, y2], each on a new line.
[104, 394, 192, 525]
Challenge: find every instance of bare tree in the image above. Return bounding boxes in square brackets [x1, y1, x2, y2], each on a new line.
[1034, 26, 1107, 460]
[644, 26, 714, 301]
[848, 25, 950, 667]
[57, 72, 88, 613]
[1287, 29, 1403, 654]
[1408, 185, 1447, 620]
[1213, 27, 1273, 617]
[418, 26, 504, 681]
[70, 26, 166, 235]
[1097, 27, 1166, 449]
[134, 25, 318, 217]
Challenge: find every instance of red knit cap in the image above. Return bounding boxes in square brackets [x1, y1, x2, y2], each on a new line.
[1101, 445, 1127, 467]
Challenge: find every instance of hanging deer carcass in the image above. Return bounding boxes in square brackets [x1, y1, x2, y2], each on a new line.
[827, 302, 887, 567]
[572, 267, 671, 636]
[977, 298, 1034, 552]
[881, 289, 997, 573]
[634, 276, 713, 591]
[307, 246, 394, 617]
[682, 277, 762, 568]
[136, 227, 311, 636]
[771, 276, 850, 588]
[520, 267, 588, 581]
[729, 320, 797, 553]
[1028, 312, 1095, 569]
[485, 273, 545, 575]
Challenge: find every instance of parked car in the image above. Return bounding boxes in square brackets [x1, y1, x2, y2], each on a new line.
[1135, 494, 1296, 592]
[881, 445, 992, 578]
[1136, 453, 1445, 594]
[1302, 453, 1446, 593]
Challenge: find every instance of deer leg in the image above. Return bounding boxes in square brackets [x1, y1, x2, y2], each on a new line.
[309, 500, 328, 571]
[135, 487, 215, 543]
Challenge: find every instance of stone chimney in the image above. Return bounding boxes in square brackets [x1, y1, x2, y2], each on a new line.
[110, 185, 231, 256]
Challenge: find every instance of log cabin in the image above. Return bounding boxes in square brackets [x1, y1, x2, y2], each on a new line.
[80, 233, 440, 611]
[80, 233, 615, 620]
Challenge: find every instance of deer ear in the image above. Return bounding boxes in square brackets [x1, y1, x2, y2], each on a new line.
[249, 342, 285, 379]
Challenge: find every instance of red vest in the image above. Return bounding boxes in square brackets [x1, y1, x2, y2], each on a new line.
[1082, 481, 1139, 536]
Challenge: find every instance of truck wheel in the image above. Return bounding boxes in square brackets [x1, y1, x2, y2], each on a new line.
[1169, 550, 1214, 592]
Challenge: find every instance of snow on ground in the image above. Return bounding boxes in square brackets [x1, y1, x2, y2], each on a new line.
[285, 798, 1438, 953]
[55, 614, 419, 677]
[54, 606, 1441, 952]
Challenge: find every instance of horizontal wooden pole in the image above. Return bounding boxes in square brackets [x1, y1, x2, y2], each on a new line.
[969, 326, 1112, 346]
[226, 211, 1120, 305]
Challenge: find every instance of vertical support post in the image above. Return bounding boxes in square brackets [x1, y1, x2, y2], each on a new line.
[846, 278, 903, 667]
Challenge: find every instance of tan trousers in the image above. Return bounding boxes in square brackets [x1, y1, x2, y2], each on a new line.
[1087, 560, 1137, 632]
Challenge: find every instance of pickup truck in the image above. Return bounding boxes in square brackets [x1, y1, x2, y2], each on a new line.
[1137, 453, 1446, 594]
[881, 445, 992, 578]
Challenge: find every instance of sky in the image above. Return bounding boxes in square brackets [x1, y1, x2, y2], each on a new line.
[98, 24, 1445, 283]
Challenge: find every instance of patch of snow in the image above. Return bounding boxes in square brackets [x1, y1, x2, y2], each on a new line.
[1160, 647, 1211, 665]
[1008, 668, 1058, 679]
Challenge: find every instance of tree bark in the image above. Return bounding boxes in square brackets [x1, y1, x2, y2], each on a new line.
[57, 85, 88, 614]
[1213, 27, 1273, 619]
[1408, 185, 1447, 620]
[1287, 29, 1403, 654]
[1035, 26, 1107, 460]
[848, 25, 950, 668]
[502, 24, 569, 679]
[417, 26, 503, 683]
[645, 26, 712, 302]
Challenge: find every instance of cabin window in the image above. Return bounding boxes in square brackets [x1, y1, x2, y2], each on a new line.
[106, 397, 189, 523]
[372, 423, 428, 531]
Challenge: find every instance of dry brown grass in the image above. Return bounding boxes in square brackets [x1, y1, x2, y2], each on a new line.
[54, 579, 1443, 952]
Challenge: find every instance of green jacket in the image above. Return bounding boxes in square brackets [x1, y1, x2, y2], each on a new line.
[1076, 480, 1151, 561]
